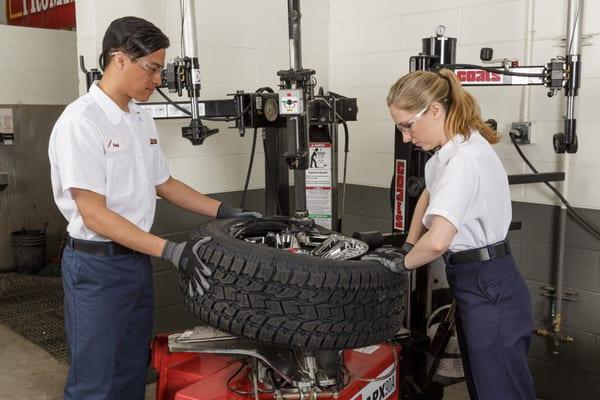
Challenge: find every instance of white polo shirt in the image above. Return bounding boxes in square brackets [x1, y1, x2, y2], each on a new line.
[423, 130, 511, 252]
[49, 84, 170, 241]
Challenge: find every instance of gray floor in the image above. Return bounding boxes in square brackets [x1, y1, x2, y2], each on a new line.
[0, 323, 469, 399]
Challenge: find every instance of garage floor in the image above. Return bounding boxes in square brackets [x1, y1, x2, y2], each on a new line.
[0, 321, 470, 400]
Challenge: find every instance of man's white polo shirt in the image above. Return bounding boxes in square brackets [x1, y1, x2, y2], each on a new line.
[49, 84, 170, 241]
[423, 131, 511, 252]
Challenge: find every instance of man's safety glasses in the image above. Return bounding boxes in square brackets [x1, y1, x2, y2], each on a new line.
[110, 51, 163, 75]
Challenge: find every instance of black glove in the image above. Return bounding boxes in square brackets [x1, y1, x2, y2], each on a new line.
[217, 202, 262, 219]
[361, 242, 414, 273]
[162, 237, 213, 296]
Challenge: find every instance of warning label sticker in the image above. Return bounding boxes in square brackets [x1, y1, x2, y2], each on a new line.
[307, 143, 333, 229]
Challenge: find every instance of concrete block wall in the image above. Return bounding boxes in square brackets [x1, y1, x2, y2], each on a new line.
[0, 24, 77, 270]
[0, 106, 68, 271]
[330, 0, 600, 210]
[75, 0, 330, 195]
[0, 25, 78, 104]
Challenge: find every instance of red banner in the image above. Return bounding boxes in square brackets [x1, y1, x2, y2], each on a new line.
[7, 0, 76, 30]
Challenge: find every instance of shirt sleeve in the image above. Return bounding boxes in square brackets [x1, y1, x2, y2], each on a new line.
[423, 155, 479, 231]
[51, 118, 106, 196]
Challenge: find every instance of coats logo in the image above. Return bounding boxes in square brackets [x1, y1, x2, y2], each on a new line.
[456, 69, 502, 83]
[149, 138, 158, 145]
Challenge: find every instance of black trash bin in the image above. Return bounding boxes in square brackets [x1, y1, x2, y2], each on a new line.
[11, 226, 47, 274]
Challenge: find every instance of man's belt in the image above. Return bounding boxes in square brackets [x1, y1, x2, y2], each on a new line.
[67, 236, 135, 256]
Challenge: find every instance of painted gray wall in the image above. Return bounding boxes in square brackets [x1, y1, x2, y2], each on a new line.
[0, 1, 6, 25]
[0, 105, 67, 272]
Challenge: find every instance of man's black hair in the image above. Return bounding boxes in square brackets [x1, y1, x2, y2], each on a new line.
[99, 16, 170, 70]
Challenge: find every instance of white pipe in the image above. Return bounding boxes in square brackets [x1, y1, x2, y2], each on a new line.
[181, 0, 198, 59]
[520, 0, 535, 122]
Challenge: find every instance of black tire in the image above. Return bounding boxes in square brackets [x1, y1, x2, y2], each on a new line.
[179, 217, 407, 350]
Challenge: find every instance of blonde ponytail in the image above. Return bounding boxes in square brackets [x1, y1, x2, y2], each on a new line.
[388, 69, 500, 144]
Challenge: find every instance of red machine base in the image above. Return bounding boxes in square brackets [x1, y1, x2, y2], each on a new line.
[152, 335, 401, 400]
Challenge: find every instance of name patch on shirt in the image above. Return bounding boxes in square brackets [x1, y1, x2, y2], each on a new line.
[149, 138, 158, 145]
[106, 138, 123, 153]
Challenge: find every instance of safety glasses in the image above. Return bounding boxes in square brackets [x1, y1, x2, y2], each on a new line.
[110, 51, 163, 75]
[396, 105, 429, 134]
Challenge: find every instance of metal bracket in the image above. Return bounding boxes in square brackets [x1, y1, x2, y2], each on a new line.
[167, 326, 340, 387]
[540, 285, 578, 302]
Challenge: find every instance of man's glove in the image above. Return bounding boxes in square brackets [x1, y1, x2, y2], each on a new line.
[162, 237, 213, 296]
[361, 242, 414, 273]
[217, 202, 262, 219]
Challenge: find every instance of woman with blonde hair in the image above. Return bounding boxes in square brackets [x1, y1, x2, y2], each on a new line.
[365, 69, 536, 399]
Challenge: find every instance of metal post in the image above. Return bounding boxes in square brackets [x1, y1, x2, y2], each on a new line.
[288, 0, 302, 71]
[553, 0, 584, 354]
[181, 0, 201, 122]
[564, 0, 583, 148]
[285, 0, 310, 217]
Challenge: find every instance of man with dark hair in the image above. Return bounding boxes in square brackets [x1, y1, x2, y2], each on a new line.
[49, 16, 260, 399]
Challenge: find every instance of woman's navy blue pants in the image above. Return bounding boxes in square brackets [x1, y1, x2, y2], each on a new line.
[61, 246, 154, 400]
[445, 253, 536, 400]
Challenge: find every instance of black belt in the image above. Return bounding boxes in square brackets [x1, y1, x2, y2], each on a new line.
[446, 240, 511, 265]
[67, 236, 135, 256]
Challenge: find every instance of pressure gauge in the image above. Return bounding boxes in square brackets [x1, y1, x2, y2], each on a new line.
[264, 98, 279, 122]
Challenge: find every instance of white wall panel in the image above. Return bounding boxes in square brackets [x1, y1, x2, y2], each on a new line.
[330, 0, 600, 210]
[0, 26, 77, 105]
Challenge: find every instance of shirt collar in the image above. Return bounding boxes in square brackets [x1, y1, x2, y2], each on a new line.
[90, 83, 141, 125]
[436, 132, 467, 164]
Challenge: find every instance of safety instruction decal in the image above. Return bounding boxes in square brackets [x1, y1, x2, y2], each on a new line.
[307, 142, 332, 229]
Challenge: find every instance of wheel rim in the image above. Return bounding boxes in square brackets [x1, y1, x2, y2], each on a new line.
[230, 218, 369, 260]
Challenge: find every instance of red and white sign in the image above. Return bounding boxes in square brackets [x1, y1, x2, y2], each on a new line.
[393, 159, 406, 232]
[6, 0, 76, 30]
[307, 142, 333, 229]
[350, 363, 396, 400]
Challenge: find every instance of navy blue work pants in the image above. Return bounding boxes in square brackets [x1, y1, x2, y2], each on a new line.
[445, 253, 536, 400]
[61, 246, 154, 400]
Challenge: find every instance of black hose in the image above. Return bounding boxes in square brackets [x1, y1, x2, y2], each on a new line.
[338, 114, 349, 232]
[156, 87, 191, 115]
[240, 128, 258, 209]
[509, 132, 600, 239]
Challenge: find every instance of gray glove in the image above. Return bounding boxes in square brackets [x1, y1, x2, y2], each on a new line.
[161, 240, 186, 266]
[217, 202, 262, 219]
[162, 237, 213, 296]
[361, 242, 414, 273]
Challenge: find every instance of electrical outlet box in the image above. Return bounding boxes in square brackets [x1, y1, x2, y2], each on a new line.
[511, 122, 532, 144]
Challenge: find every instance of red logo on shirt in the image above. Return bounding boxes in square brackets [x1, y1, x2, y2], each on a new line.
[149, 138, 158, 145]
[107, 140, 120, 149]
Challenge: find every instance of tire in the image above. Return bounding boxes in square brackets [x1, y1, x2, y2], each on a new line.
[179, 217, 407, 350]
